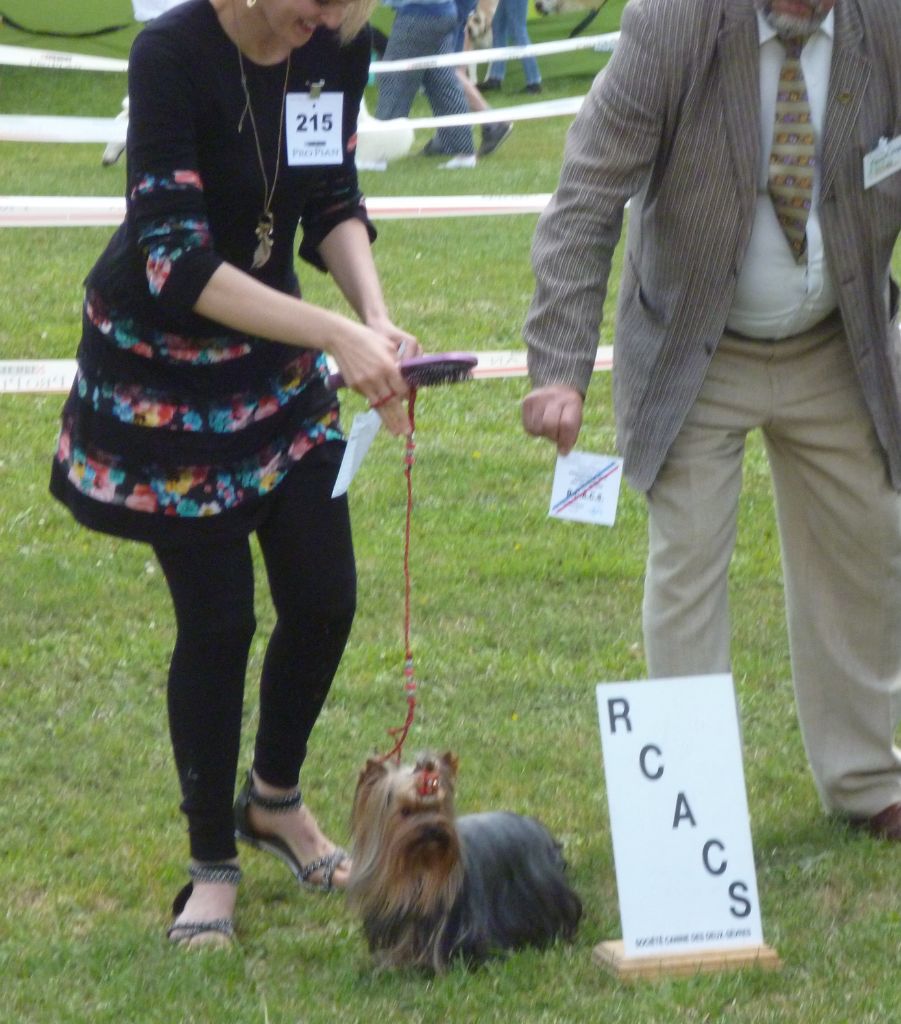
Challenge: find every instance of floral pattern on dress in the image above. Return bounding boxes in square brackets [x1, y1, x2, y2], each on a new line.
[130, 172, 214, 296]
[56, 407, 343, 518]
[86, 291, 252, 364]
[140, 217, 213, 296]
[76, 349, 326, 433]
[131, 170, 204, 198]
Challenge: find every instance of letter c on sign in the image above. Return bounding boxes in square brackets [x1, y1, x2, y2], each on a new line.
[702, 838, 727, 875]
[639, 744, 664, 780]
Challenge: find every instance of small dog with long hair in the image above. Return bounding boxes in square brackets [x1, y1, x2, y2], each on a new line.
[347, 751, 582, 971]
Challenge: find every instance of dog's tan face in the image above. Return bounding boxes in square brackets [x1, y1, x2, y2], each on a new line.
[465, 0, 497, 48]
[351, 751, 459, 845]
[349, 752, 463, 917]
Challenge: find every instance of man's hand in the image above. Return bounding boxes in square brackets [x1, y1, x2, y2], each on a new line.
[521, 385, 584, 454]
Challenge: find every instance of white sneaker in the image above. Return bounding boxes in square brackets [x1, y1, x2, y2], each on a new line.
[101, 139, 127, 167]
[101, 96, 129, 167]
[440, 154, 477, 170]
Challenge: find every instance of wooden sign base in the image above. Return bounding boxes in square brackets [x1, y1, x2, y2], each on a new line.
[593, 940, 781, 981]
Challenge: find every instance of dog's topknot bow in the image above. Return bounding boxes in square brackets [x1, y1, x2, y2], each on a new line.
[417, 768, 440, 797]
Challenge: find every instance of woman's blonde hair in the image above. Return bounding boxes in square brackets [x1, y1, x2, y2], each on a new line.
[339, 0, 379, 42]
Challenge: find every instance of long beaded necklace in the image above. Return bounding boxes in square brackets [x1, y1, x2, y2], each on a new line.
[235, 27, 292, 269]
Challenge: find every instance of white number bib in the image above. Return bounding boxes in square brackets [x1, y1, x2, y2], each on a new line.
[285, 91, 344, 166]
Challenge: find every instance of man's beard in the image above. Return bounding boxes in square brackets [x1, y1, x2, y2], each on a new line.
[755, 0, 833, 38]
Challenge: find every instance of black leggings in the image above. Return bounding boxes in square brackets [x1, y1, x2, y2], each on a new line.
[152, 444, 356, 861]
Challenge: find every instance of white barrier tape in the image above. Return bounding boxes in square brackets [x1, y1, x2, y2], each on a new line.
[361, 96, 582, 133]
[0, 193, 553, 228]
[0, 360, 78, 394]
[0, 114, 128, 144]
[0, 96, 582, 146]
[0, 195, 125, 227]
[370, 193, 553, 217]
[472, 347, 613, 378]
[368, 31, 619, 73]
[0, 43, 128, 73]
[0, 349, 613, 395]
[0, 32, 618, 75]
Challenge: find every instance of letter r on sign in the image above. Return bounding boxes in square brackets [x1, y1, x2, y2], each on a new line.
[607, 698, 632, 734]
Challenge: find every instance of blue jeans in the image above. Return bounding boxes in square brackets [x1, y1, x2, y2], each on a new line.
[376, 7, 474, 155]
[487, 0, 541, 86]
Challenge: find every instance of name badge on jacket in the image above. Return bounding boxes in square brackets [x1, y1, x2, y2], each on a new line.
[863, 135, 901, 189]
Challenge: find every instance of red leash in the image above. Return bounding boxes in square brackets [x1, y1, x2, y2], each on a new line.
[377, 387, 418, 764]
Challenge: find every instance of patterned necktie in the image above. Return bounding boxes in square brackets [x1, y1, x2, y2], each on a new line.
[768, 39, 816, 263]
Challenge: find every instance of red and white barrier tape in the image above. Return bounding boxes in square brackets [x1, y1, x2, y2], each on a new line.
[0, 349, 613, 395]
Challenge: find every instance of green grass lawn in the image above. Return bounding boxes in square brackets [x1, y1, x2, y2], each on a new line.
[1, 4, 900, 1022]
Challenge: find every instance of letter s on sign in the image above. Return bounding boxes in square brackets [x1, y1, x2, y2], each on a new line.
[729, 880, 752, 918]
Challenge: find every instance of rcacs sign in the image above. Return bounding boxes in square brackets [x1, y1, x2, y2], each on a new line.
[596, 674, 765, 959]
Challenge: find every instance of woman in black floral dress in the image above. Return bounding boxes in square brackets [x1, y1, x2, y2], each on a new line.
[51, 0, 418, 946]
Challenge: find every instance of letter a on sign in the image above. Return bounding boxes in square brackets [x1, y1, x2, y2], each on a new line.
[595, 674, 767, 960]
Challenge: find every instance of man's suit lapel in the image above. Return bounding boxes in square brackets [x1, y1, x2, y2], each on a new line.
[821, 0, 869, 200]
[718, 1, 760, 224]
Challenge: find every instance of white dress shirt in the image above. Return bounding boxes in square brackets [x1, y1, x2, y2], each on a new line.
[726, 11, 839, 339]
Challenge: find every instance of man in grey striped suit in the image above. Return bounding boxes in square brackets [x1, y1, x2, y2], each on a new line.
[522, 0, 901, 840]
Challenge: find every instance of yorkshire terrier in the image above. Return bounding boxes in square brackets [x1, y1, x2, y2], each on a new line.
[347, 751, 582, 971]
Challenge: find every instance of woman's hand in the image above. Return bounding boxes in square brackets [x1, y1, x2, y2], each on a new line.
[330, 320, 413, 436]
[315, 220, 421, 431]
[193, 262, 419, 434]
[365, 314, 422, 362]
[192, 241, 420, 436]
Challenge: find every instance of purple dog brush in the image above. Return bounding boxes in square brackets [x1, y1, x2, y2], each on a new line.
[327, 352, 478, 391]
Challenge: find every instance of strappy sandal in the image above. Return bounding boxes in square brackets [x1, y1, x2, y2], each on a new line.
[233, 768, 349, 892]
[167, 862, 242, 949]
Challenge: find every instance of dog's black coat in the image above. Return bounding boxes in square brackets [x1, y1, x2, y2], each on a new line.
[362, 810, 582, 967]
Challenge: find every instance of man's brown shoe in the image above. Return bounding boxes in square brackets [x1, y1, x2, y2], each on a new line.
[850, 802, 901, 840]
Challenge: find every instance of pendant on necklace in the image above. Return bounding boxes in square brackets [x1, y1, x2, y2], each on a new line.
[252, 212, 275, 269]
